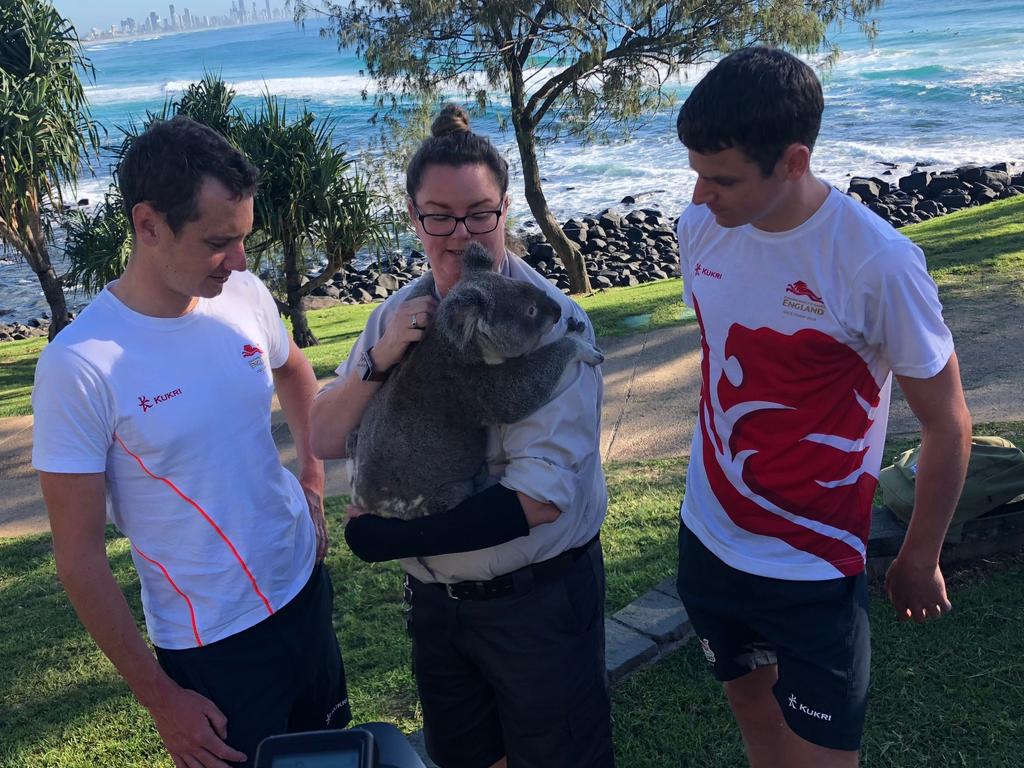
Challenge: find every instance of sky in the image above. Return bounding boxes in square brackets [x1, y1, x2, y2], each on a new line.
[51, 1, 279, 34]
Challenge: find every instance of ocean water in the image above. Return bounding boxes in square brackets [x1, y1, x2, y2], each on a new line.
[3, 0, 1023, 322]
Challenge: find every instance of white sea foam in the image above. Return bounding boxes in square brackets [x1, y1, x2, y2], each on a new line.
[61, 177, 119, 209]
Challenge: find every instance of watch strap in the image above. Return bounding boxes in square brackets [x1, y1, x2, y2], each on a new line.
[360, 346, 391, 382]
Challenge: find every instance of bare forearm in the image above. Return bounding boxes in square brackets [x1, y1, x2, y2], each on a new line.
[57, 554, 173, 709]
[310, 372, 382, 459]
[901, 415, 972, 562]
[275, 360, 322, 475]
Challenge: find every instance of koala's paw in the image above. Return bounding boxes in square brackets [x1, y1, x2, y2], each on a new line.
[566, 316, 587, 334]
[573, 336, 605, 366]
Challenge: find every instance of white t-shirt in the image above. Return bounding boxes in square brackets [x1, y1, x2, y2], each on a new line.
[326, 252, 608, 583]
[677, 188, 954, 580]
[32, 270, 316, 649]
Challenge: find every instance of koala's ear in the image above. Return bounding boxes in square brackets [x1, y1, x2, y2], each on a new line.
[445, 287, 489, 352]
[463, 241, 495, 274]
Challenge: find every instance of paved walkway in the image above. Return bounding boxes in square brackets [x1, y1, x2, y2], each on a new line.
[6, 308, 1023, 536]
[0, 323, 702, 538]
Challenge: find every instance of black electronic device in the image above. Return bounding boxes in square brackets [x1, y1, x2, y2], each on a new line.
[254, 728, 374, 768]
[254, 723, 426, 768]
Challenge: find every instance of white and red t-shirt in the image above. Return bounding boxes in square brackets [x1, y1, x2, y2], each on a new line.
[32, 270, 316, 648]
[678, 188, 954, 580]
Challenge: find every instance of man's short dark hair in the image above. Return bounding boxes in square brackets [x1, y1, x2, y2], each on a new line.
[677, 47, 824, 176]
[118, 115, 259, 234]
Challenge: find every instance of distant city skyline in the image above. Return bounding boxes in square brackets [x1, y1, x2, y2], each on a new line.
[52, 1, 288, 37]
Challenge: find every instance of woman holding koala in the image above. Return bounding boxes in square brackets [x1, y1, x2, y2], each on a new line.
[311, 104, 613, 768]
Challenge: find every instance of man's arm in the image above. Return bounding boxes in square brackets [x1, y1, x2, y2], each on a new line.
[39, 471, 246, 768]
[887, 353, 972, 623]
[273, 338, 328, 561]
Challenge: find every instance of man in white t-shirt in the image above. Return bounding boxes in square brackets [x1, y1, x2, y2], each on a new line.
[32, 116, 350, 768]
[672, 48, 972, 767]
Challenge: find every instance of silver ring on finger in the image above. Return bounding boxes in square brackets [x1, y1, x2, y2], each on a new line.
[409, 312, 420, 329]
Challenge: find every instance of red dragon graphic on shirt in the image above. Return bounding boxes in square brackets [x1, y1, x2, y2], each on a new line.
[241, 344, 264, 358]
[693, 297, 881, 575]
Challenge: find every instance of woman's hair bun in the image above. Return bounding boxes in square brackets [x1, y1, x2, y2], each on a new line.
[431, 104, 471, 137]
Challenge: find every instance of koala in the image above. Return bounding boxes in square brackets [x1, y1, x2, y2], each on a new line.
[349, 242, 603, 520]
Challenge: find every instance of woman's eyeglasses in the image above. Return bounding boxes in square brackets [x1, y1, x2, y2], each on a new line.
[413, 205, 504, 237]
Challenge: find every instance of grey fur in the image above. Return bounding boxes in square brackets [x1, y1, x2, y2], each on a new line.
[349, 242, 603, 519]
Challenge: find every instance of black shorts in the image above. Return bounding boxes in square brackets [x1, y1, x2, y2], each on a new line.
[407, 538, 614, 768]
[155, 563, 351, 767]
[675, 522, 870, 752]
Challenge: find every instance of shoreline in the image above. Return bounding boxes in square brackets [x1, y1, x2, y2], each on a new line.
[1, 158, 1021, 341]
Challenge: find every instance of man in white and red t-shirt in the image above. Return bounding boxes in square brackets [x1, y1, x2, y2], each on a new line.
[32, 117, 349, 768]
[673, 47, 972, 767]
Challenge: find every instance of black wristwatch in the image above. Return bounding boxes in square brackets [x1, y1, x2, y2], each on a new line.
[358, 346, 391, 382]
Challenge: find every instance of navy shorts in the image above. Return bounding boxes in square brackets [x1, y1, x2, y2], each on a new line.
[675, 522, 870, 752]
[407, 538, 614, 768]
[155, 563, 351, 767]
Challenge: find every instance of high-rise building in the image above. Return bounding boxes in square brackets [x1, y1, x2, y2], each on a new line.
[168, 4, 177, 29]
[265, 0, 271, 20]
[149, 11, 160, 32]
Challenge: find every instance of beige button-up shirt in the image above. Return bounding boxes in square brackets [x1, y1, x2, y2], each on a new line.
[329, 252, 608, 583]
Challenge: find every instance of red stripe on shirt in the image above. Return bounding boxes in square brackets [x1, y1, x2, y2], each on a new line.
[115, 433, 274, 617]
[132, 544, 203, 647]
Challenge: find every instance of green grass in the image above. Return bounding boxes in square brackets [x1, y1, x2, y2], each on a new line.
[0, 281, 688, 419]
[580, 278, 690, 339]
[612, 550, 1024, 768]
[291, 279, 691, 378]
[0, 336, 46, 418]
[290, 302, 378, 379]
[0, 458, 686, 767]
[4, 419, 1023, 767]
[3, 195, 1023, 418]
[902, 196, 1024, 298]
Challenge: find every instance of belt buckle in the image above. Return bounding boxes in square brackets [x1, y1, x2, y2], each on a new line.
[445, 583, 461, 600]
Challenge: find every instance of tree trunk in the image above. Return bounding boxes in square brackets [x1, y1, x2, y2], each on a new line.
[19, 210, 72, 339]
[510, 115, 592, 295]
[283, 234, 319, 347]
[39, 263, 72, 340]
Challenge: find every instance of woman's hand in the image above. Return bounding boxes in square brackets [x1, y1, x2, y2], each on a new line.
[344, 503, 369, 525]
[372, 295, 438, 371]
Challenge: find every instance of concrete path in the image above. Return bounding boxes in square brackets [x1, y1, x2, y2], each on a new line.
[0, 323, 701, 539]
[6, 299, 1024, 539]
[0, 415, 41, 538]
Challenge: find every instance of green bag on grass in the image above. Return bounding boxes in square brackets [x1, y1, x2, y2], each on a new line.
[878, 436, 1024, 540]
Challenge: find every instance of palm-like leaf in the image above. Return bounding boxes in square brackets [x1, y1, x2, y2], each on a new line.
[64, 73, 244, 292]
[62, 190, 132, 294]
[0, 0, 100, 337]
[175, 70, 242, 138]
[239, 91, 398, 346]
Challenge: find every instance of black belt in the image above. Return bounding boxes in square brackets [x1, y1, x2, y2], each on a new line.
[413, 534, 599, 601]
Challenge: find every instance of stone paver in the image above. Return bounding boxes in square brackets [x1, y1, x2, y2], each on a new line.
[653, 575, 679, 597]
[604, 616, 659, 683]
[612, 588, 693, 645]
[405, 730, 438, 768]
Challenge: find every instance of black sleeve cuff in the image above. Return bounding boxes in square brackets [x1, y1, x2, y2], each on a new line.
[343, 483, 530, 563]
